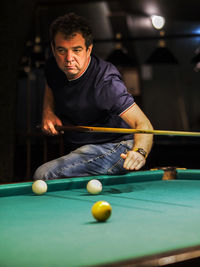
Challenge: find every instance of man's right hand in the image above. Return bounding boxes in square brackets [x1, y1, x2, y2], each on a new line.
[42, 112, 63, 135]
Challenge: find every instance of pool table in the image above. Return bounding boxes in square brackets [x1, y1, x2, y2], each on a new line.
[1, 168, 200, 267]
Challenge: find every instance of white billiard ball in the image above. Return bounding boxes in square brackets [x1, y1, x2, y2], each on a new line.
[32, 180, 47, 195]
[86, 179, 102, 195]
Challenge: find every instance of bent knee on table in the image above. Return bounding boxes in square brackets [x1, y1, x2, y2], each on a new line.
[33, 162, 55, 180]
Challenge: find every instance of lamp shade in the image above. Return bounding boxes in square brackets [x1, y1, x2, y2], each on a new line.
[146, 46, 178, 64]
[107, 48, 138, 67]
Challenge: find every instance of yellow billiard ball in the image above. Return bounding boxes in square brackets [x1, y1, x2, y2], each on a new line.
[87, 179, 102, 195]
[91, 201, 112, 222]
[32, 180, 47, 195]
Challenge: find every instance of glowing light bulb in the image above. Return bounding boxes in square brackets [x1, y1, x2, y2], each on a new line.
[151, 15, 165, 30]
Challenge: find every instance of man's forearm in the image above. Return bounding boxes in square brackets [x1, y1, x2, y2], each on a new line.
[120, 103, 154, 157]
[43, 84, 55, 118]
[132, 132, 153, 157]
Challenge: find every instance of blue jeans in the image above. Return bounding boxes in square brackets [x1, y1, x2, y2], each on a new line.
[33, 139, 133, 180]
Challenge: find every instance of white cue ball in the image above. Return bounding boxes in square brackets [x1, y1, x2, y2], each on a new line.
[87, 179, 102, 195]
[32, 180, 47, 195]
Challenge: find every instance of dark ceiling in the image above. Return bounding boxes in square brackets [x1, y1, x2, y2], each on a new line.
[35, 0, 200, 44]
[107, 0, 200, 22]
[39, 0, 200, 22]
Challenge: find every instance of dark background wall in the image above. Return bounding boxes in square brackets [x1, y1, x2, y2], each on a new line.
[1, 0, 200, 182]
[0, 0, 37, 182]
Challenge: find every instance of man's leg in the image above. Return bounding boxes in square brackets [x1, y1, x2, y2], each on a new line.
[33, 139, 133, 180]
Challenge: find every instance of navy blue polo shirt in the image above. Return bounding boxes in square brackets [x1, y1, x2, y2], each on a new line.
[45, 54, 135, 145]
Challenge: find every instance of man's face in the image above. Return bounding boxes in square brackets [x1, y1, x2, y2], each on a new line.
[52, 32, 93, 80]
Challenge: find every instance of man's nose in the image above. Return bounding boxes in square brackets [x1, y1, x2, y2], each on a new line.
[64, 51, 73, 62]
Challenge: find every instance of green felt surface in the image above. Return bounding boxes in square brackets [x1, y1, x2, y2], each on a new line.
[1, 170, 200, 267]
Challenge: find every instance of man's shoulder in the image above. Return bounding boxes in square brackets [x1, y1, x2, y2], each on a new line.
[91, 55, 121, 80]
[45, 56, 63, 79]
[91, 55, 117, 69]
[45, 55, 57, 69]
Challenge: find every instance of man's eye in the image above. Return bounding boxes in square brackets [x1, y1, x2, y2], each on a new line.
[57, 49, 65, 54]
[74, 49, 81, 53]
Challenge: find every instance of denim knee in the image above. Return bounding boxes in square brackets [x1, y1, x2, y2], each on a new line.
[33, 163, 51, 181]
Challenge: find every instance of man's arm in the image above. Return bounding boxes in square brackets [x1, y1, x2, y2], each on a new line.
[42, 83, 62, 135]
[120, 103, 153, 171]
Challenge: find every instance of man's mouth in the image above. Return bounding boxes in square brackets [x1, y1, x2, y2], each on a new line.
[65, 65, 74, 69]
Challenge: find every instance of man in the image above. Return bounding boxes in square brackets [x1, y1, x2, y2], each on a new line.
[33, 13, 153, 180]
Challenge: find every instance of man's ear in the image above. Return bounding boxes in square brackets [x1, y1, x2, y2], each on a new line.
[87, 44, 93, 55]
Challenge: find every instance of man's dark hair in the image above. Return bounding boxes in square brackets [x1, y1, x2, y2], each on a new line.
[50, 13, 93, 49]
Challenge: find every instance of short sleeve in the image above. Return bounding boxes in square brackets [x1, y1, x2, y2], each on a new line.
[97, 73, 135, 115]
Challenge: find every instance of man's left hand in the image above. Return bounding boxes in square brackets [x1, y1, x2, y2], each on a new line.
[120, 151, 146, 171]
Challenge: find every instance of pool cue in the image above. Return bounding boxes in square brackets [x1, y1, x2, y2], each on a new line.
[55, 125, 200, 137]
